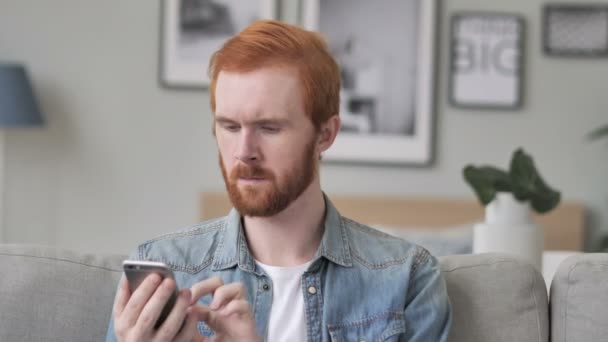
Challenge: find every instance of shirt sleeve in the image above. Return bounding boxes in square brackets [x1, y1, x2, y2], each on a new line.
[401, 248, 452, 341]
[105, 277, 121, 342]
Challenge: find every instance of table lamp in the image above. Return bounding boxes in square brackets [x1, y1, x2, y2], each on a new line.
[0, 63, 45, 242]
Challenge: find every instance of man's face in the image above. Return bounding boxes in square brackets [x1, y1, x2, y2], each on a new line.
[214, 66, 319, 217]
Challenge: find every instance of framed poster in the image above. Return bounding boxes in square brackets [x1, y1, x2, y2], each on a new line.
[301, 0, 438, 165]
[160, 0, 277, 89]
[449, 13, 525, 109]
[543, 4, 608, 57]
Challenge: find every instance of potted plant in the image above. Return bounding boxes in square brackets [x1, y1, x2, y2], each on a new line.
[463, 148, 561, 214]
[462, 148, 561, 270]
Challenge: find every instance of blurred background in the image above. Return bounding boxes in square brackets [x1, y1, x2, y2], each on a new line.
[0, 0, 606, 254]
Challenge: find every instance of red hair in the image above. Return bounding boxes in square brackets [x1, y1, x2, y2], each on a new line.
[208, 20, 340, 130]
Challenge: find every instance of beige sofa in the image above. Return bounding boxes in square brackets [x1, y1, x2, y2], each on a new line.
[0, 244, 606, 342]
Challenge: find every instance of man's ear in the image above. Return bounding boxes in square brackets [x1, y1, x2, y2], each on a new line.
[317, 115, 341, 153]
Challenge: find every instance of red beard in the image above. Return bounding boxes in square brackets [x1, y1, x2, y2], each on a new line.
[219, 139, 317, 217]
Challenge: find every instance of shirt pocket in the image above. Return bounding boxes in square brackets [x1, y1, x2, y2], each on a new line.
[328, 311, 406, 342]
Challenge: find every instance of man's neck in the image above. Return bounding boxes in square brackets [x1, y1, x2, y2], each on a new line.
[242, 180, 325, 267]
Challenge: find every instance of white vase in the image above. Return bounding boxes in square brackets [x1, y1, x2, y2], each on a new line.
[473, 192, 544, 270]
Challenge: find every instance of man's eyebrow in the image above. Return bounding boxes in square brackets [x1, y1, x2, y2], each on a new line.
[214, 115, 237, 123]
[215, 115, 289, 126]
[253, 118, 289, 126]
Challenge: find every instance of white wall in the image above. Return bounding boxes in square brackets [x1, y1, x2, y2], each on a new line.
[1, 0, 607, 254]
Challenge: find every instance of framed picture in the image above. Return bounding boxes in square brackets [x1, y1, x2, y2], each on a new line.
[160, 0, 277, 89]
[301, 0, 438, 165]
[543, 4, 608, 57]
[449, 13, 525, 109]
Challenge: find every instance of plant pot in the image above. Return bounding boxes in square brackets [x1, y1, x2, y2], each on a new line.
[473, 192, 544, 270]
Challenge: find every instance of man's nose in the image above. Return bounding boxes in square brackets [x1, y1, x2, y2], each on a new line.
[235, 130, 259, 163]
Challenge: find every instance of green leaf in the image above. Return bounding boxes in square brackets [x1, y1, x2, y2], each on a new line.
[509, 148, 561, 213]
[509, 148, 537, 200]
[588, 124, 608, 141]
[463, 165, 511, 205]
[529, 186, 561, 213]
[528, 168, 561, 213]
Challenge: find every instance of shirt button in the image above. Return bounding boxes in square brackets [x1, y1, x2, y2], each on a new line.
[308, 286, 317, 294]
[262, 284, 270, 291]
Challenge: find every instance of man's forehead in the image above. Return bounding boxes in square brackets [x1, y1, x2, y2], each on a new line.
[215, 67, 304, 119]
[216, 66, 299, 88]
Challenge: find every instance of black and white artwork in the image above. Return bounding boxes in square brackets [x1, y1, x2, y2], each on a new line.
[302, 0, 437, 165]
[449, 13, 524, 109]
[161, 0, 276, 88]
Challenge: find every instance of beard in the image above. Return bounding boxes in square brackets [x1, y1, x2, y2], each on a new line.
[219, 139, 318, 217]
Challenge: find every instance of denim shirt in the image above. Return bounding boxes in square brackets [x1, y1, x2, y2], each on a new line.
[106, 197, 452, 341]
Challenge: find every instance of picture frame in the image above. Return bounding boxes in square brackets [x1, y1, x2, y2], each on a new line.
[449, 13, 525, 110]
[160, 0, 277, 89]
[301, 0, 438, 165]
[543, 4, 608, 57]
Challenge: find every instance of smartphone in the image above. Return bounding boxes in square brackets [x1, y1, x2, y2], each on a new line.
[122, 260, 179, 329]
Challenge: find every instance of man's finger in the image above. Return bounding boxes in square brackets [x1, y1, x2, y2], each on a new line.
[113, 276, 130, 318]
[190, 277, 224, 304]
[209, 282, 246, 310]
[120, 273, 162, 327]
[174, 311, 206, 342]
[219, 299, 250, 317]
[187, 306, 219, 341]
[189, 304, 212, 322]
[155, 287, 191, 340]
[135, 278, 177, 330]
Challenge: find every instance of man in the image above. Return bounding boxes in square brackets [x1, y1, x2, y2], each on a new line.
[107, 20, 451, 341]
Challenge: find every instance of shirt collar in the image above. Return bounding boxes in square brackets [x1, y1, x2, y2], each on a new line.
[211, 193, 353, 272]
[314, 193, 353, 267]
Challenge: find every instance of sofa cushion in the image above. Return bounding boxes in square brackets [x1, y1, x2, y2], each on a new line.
[0, 244, 126, 342]
[440, 253, 549, 342]
[550, 253, 608, 342]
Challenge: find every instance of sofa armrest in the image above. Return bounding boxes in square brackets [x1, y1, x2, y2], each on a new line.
[550, 253, 608, 342]
[0, 244, 127, 342]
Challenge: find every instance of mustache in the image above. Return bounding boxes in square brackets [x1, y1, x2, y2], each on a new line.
[230, 163, 274, 180]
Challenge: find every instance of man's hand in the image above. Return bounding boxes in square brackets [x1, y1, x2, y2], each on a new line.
[190, 277, 261, 342]
[112, 274, 202, 342]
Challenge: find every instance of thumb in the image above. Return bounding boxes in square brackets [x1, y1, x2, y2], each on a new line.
[188, 306, 216, 342]
[189, 304, 212, 322]
[194, 334, 210, 342]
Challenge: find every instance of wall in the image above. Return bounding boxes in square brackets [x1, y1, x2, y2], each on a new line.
[1, 0, 606, 254]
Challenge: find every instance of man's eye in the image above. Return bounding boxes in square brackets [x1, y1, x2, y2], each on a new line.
[262, 126, 279, 133]
[224, 124, 239, 132]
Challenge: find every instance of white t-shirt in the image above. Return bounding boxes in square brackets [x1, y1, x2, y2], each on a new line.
[256, 260, 312, 342]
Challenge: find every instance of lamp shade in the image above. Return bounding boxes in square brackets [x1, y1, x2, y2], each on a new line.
[0, 64, 44, 127]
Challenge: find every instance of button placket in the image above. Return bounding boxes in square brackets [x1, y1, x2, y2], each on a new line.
[302, 273, 323, 342]
[254, 275, 273, 340]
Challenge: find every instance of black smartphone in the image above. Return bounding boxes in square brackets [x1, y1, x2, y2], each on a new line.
[122, 260, 179, 329]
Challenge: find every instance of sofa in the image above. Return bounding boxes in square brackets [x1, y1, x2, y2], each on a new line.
[1, 244, 607, 342]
